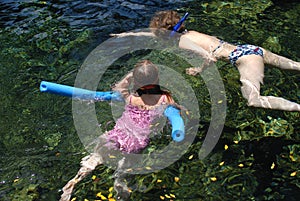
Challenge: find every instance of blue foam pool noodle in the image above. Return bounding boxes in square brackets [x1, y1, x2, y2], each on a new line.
[164, 105, 185, 142]
[40, 81, 123, 101]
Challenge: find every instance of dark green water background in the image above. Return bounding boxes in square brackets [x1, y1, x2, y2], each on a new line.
[0, 0, 299, 200]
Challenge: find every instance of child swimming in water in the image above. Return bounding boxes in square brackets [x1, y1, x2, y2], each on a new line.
[59, 60, 178, 201]
[111, 10, 300, 112]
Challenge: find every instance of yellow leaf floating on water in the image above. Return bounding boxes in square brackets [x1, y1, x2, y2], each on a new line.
[290, 171, 297, 177]
[270, 162, 275, 169]
[238, 163, 244, 168]
[157, 179, 162, 183]
[289, 155, 296, 162]
[92, 175, 96, 180]
[165, 194, 171, 198]
[210, 177, 217, 181]
[96, 192, 107, 200]
[108, 193, 113, 198]
[224, 144, 228, 150]
[219, 161, 225, 166]
[160, 195, 165, 200]
[174, 177, 180, 182]
[170, 193, 176, 198]
[233, 140, 239, 144]
[71, 198, 77, 201]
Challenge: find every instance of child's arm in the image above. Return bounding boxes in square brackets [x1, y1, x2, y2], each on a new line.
[112, 72, 133, 100]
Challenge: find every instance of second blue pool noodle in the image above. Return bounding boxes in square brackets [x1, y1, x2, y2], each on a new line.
[164, 105, 185, 142]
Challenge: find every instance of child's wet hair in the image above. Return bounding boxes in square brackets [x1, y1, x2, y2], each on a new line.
[133, 60, 173, 100]
[133, 60, 159, 90]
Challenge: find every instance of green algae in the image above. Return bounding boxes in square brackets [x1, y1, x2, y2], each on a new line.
[0, 0, 300, 201]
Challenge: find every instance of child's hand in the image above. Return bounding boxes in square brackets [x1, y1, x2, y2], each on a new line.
[125, 72, 133, 80]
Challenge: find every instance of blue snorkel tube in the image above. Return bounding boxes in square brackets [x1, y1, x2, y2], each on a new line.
[170, 12, 189, 37]
[40, 81, 185, 142]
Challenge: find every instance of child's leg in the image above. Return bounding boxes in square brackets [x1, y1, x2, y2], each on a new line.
[113, 157, 131, 201]
[263, 49, 300, 71]
[60, 153, 103, 201]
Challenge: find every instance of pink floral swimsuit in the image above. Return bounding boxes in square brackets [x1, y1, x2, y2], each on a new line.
[105, 95, 166, 153]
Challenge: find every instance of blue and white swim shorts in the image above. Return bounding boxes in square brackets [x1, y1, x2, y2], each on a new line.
[229, 44, 264, 66]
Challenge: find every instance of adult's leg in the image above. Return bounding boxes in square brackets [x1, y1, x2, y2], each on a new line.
[237, 55, 300, 111]
[263, 49, 300, 71]
[240, 79, 300, 111]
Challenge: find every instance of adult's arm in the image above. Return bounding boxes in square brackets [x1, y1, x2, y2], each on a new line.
[110, 32, 155, 38]
[179, 34, 216, 75]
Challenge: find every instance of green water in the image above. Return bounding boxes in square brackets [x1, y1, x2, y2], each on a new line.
[1, 0, 299, 200]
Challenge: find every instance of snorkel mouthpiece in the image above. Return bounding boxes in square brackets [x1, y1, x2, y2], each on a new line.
[170, 12, 189, 36]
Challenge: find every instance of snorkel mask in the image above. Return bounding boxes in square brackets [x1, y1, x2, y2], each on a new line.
[170, 12, 189, 36]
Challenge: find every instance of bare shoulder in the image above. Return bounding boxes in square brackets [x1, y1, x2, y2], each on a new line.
[185, 30, 202, 35]
[180, 31, 213, 43]
[184, 30, 208, 38]
[183, 31, 216, 39]
[128, 94, 175, 108]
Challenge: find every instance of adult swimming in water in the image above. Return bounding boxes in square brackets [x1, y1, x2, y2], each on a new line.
[111, 10, 300, 112]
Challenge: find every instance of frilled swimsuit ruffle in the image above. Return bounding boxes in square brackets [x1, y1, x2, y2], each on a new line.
[105, 103, 164, 153]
